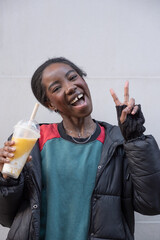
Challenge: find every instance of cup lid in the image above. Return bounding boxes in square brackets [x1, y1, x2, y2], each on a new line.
[14, 120, 40, 136]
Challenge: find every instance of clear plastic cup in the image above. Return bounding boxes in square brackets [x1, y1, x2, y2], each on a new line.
[2, 120, 40, 179]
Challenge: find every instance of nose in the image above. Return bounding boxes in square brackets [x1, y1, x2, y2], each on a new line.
[65, 83, 77, 95]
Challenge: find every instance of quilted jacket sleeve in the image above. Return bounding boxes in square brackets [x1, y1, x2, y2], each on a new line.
[124, 135, 160, 215]
[0, 173, 24, 227]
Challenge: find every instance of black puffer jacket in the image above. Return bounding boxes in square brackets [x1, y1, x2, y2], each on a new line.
[0, 121, 160, 240]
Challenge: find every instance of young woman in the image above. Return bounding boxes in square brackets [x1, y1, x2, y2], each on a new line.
[0, 57, 160, 240]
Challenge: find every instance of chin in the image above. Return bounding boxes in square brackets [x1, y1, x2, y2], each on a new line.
[77, 106, 93, 118]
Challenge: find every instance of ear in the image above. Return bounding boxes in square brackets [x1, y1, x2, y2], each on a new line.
[47, 102, 57, 111]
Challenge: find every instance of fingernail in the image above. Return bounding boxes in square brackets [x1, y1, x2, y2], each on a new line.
[11, 147, 16, 151]
[131, 110, 135, 114]
[9, 153, 14, 157]
[3, 174, 8, 179]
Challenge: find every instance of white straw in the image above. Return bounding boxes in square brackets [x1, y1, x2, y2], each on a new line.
[30, 103, 39, 121]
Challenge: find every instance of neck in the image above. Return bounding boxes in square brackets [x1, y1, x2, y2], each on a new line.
[62, 116, 96, 138]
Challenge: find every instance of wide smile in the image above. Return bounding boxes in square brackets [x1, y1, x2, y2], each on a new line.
[70, 93, 84, 106]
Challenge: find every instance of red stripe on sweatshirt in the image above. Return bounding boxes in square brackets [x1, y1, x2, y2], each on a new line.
[97, 125, 105, 144]
[39, 124, 60, 151]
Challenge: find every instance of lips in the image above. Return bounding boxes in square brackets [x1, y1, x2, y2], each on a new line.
[70, 93, 84, 105]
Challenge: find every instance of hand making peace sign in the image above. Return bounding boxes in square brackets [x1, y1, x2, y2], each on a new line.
[109, 81, 145, 141]
[110, 81, 139, 124]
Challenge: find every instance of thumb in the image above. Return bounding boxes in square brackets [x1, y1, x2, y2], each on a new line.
[26, 155, 32, 163]
[120, 108, 128, 124]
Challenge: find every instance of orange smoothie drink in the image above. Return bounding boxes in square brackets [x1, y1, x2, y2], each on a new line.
[2, 119, 40, 179]
[2, 137, 37, 179]
[11, 137, 37, 160]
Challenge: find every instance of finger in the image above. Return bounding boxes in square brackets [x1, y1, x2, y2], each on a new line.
[131, 105, 139, 115]
[0, 147, 14, 160]
[2, 174, 8, 179]
[4, 140, 15, 147]
[120, 107, 129, 124]
[120, 98, 135, 123]
[26, 155, 32, 162]
[124, 81, 129, 105]
[127, 98, 135, 113]
[2, 146, 16, 159]
[4, 145, 16, 153]
[110, 88, 121, 106]
[3, 151, 15, 158]
[0, 156, 10, 164]
[0, 164, 8, 178]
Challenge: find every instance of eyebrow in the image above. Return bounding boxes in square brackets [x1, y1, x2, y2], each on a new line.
[65, 69, 76, 78]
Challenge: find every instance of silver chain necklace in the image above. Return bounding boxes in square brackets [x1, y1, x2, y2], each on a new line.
[71, 134, 92, 144]
[64, 122, 97, 144]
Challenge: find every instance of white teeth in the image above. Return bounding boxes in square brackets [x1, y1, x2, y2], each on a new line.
[70, 94, 83, 105]
[71, 97, 78, 104]
[78, 93, 83, 99]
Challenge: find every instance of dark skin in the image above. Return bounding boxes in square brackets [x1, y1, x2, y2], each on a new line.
[0, 64, 138, 178]
[42, 63, 95, 137]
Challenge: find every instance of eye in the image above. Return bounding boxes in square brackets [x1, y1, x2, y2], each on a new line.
[52, 86, 61, 93]
[69, 74, 77, 81]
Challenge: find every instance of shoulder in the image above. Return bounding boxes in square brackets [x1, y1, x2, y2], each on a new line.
[40, 123, 59, 134]
[97, 120, 124, 143]
[39, 123, 61, 151]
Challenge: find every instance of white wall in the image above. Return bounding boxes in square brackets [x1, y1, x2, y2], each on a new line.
[0, 0, 160, 239]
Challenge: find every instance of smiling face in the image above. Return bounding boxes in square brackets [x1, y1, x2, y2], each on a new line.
[41, 63, 93, 119]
